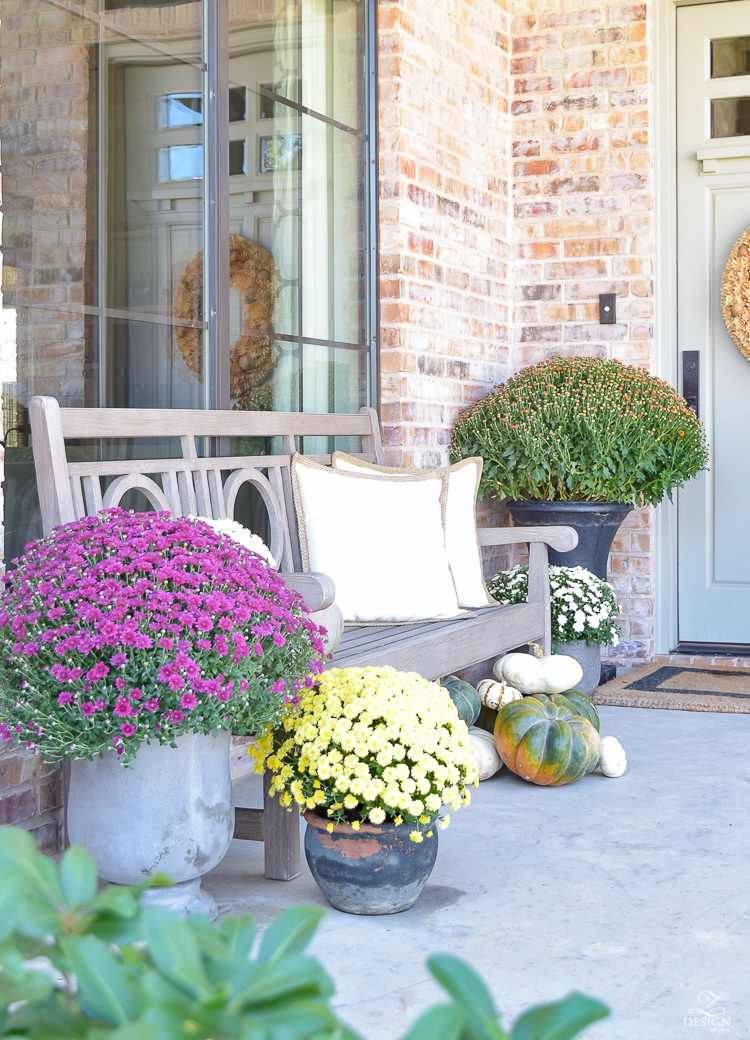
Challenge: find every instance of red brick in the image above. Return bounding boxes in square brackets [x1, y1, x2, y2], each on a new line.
[0, 789, 35, 825]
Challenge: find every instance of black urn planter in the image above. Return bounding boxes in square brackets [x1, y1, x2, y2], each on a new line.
[304, 811, 438, 915]
[505, 500, 632, 579]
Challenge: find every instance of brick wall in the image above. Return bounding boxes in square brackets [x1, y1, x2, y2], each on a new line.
[378, 0, 514, 470]
[378, 0, 655, 661]
[0, 741, 63, 853]
[508, 0, 653, 663]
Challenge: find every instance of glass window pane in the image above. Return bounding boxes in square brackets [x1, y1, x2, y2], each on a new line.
[106, 316, 203, 409]
[301, 0, 362, 130]
[106, 42, 204, 321]
[711, 97, 750, 138]
[301, 115, 362, 345]
[712, 36, 750, 78]
[229, 86, 247, 122]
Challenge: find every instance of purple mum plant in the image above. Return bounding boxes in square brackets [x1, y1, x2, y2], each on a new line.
[0, 509, 326, 764]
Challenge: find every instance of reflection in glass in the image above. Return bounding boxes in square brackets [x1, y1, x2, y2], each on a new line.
[229, 140, 246, 176]
[158, 143, 203, 181]
[0, 0, 371, 564]
[260, 134, 302, 173]
[302, 115, 362, 345]
[712, 36, 750, 78]
[711, 97, 750, 138]
[159, 93, 202, 129]
[229, 87, 247, 122]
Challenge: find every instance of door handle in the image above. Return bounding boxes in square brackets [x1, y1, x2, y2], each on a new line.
[682, 351, 699, 417]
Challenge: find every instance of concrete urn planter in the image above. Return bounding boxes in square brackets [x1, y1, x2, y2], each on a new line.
[555, 639, 602, 697]
[67, 730, 234, 917]
[304, 811, 438, 915]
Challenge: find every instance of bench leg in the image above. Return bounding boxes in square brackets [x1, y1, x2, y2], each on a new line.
[262, 770, 301, 880]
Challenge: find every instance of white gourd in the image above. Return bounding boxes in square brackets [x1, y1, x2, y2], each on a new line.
[477, 678, 523, 711]
[468, 727, 503, 781]
[493, 652, 583, 695]
[598, 735, 627, 777]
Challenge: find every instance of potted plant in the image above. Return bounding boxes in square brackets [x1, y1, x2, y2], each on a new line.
[488, 565, 621, 695]
[450, 357, 708, 577]
[0, 508, 325, 914]
[252, 665, 478, 915]
[0, 824, 610, 1040]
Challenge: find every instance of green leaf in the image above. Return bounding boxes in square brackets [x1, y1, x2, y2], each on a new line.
[257, 905, 325, 965]
[93, 1026, 160, 1040]
[427, 955, 505, 1040]
[59, 845, 98, 909]
[0, 967, 55, 1006]
[219, 914, 256, 959]
[90, 886, 139, 920]
[258, 998, 354, 1037]
[61, 934, 135, 1026]
[400, 1004, 467, 1040]
[0, 874, 24, 943]
[511, 993, 610, 1040]
[0, 827, 64, 906]
[230, 954, 333, 1010]
[143, 907, 207, 996]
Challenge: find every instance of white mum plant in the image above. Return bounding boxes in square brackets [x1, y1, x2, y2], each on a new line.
[487, 564, 621, 649]
[188, 515, 277, 569]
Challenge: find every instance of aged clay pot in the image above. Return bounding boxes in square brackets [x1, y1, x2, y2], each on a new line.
[304, 811, 438, 915]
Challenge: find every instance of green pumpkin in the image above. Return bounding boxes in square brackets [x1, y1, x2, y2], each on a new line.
[476, 704, 498, 735]
[531, 691, 600, 732]
[494, 697, 601, 786]
[439, 675, 481, 726]
[560, 690, 600, 732]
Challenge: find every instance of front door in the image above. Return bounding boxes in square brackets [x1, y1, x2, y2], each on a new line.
[677, 2, 750, 645]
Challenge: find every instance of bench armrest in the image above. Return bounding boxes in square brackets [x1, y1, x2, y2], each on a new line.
[478, 524, 578, 552]
[479, 525, 577, 656]
[281, 571, 336, 612]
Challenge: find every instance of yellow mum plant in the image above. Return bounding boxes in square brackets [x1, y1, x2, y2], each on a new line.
[250, 665, 478, 842]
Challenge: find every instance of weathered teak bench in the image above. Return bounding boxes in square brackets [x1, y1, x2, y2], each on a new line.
[30, 395, 577, 881]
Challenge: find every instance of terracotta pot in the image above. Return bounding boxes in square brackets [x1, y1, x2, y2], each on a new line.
[303, 811, 438, 915]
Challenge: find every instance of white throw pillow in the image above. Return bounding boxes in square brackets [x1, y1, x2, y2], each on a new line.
[291, 454, 465, 623]
[331, 453, 493, 609]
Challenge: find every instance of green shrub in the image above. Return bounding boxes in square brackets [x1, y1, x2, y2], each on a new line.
[0, 826, 608, 1040]
[450, 357, 708, 505]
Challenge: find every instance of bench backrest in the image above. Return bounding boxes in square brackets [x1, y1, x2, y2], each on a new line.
[29, 397, 384, 573]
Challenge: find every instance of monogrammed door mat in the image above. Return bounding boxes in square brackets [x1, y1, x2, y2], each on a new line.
[594, 657, 750, 713]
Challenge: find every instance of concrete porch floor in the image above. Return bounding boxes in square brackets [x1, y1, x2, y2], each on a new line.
[203, 706, 750, 1039]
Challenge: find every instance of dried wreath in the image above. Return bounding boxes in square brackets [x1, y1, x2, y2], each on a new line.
[174, 235, 277, 397]
[721, 227, 750, 362]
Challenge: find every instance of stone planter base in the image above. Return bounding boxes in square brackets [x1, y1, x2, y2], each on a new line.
[304, 811, 438, 915]
[67, 730, 234, 918]
[555, 639, 602, 697]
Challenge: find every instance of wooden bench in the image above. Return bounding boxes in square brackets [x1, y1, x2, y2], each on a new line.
[30, 395, 577, 881]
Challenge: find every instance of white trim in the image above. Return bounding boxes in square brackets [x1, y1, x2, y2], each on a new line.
[654, 0, 680, 654]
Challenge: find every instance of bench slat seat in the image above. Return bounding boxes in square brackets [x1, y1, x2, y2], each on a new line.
[331, 604, 545, 678]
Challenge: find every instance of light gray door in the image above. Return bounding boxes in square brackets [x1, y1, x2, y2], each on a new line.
[677, 3, 750, 643]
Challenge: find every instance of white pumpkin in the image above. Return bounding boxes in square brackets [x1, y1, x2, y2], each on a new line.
[493, 652, 583, 695]
[598, 735, 627, 777]
[477, 678, 523, 712]
[468, 727, 503, 781]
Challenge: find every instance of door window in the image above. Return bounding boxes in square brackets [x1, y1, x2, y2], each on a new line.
[0, 0, 376, 563]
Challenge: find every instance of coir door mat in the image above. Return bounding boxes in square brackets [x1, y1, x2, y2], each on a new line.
[593, 657, 750, 713]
